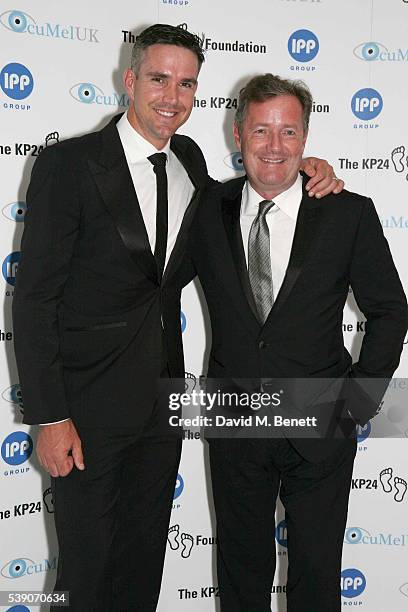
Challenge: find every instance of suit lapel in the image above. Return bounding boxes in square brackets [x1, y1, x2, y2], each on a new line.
[88, 115, 158, 283]
[265, 176, 323, 323]
[220, 177, 261, 329]
[162, 135, 207, 284]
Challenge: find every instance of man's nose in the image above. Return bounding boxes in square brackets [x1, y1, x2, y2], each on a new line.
[266, 131, 282, 151]
[163, 80, 179, 105]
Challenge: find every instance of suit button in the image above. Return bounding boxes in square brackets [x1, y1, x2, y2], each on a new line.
[259, 340, 266, 349]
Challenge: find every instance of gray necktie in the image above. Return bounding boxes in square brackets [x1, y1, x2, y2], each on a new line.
[248, 200, 275, 324]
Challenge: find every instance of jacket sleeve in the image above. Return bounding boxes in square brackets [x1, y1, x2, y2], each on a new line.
[346, 197, 408, 424]
[12, 145, 81, 424]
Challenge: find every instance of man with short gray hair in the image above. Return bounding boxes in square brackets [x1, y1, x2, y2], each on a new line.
[190, 73, 407, 611]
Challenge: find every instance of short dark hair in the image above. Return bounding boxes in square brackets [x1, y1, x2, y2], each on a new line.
[131, 23, 205, 74]
[235, 73, 313, 134]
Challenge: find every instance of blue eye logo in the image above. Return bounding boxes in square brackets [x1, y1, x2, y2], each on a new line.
[357, 421, 371, 443]
[0, 63, 34, 100]
[341, 568, 366, 598]
[0, 10, 35, 33]
[224, 152, 244, 171]
[275, 519, 287, 548]
[69, 82, 103, 104]
[344, 527, 370, 545]
[2, 201, 26, 222]
[2, 251, 21, 286]
[353, 42, 388, 61]
[2, 384, 23, 409]
[288, 29, 319, 62]
[174, 473, 184, 499]
[351, 88, 383, 120]
[1, 431, 33, 466]
[1, 557, 33, 579]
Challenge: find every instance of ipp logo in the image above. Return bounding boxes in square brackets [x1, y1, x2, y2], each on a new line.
[2, 201, 27, 222]
[0, 63, 33, 100]
[7, 605, 31, 612]
[180, 311, 187, 333]
[275, 519, 287, 548]
[1, 431, 33, 466]
[2, 251, 21, 286]
[224, 152, 244, 172]
[357, 421, 371, 443]
[341, 568, 367, 598]
[351, 88, 383, 120]
[174, 473, 184, 499]
[288, 29, 319, 62]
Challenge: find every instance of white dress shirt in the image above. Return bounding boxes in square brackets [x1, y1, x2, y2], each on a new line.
[240, 174, 303, 299]
[117, 112, 194, 267]
[41, 113, 194, 426]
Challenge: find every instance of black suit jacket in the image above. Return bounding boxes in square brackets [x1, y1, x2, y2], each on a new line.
[12, 114, 209, 426]
[190, 175, 408, 460]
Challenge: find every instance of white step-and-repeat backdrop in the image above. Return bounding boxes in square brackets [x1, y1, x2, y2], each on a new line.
[1, 1, 407, 610]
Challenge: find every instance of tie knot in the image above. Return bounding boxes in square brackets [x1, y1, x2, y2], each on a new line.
[258, 199, 275, 217]
[148, 152, 167, 171]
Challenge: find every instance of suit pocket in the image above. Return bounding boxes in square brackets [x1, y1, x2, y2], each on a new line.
[64, 321, 127, 332]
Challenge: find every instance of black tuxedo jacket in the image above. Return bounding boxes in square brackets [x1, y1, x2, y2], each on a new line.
[12, 114, 209, 426]
[189, 175, 407, 460]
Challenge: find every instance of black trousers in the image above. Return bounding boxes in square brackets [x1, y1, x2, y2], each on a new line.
[50, 417, 181, 612]
[209, 437, 357, 612]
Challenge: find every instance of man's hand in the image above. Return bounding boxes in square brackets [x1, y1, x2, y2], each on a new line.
[301, 157, 344, 198]
[37, 419, 84, 477]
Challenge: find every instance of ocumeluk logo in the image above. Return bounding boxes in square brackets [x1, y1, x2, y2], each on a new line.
[0, 63, 33, 100]
[69, 82, 129, 107]
[0, 9, 99, 43]
[2, 201, 26, 222]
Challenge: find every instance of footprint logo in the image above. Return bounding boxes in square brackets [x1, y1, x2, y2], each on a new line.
[168, 524, 180, 550]
[394, 477, 407, 503]
[43, 487, 54, 513]
[185, 372, 197, 393]
[390, 145, 408, 181]
[168, 525, 194, 558]
[379, 467, 393, 493]
[391, 146, 405, 172]
[45, 131, 60, 148]
[181, 533, 194, 558]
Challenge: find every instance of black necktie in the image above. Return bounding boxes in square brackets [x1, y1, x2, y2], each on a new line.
[148, 152, 168, 280]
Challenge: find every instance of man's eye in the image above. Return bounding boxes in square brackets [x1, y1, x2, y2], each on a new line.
[254, 129, 266, 135]
[180, 82, 193, 88]
[284, 130, 296, 136]
[152, 77, 164, 84]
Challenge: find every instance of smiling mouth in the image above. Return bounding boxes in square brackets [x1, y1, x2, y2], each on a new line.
[259, 157, 285, 164]
[154, 109, 178, 118]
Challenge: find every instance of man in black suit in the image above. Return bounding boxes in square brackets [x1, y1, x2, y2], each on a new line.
[12, 24, 344, 611]
[190, 74, 407, 611]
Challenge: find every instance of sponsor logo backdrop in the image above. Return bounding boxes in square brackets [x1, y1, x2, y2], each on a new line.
[0, 0, 407, 610]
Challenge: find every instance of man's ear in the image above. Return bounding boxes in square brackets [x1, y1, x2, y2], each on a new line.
[123, 69, 136, 101]
[233, 122, 241, 151]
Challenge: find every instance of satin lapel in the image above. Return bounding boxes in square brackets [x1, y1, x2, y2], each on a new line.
[162, 137, 205, 284]
[221, 187, 261, 328]
[265, 183, 323, 323]
[88, 116, 157, 283]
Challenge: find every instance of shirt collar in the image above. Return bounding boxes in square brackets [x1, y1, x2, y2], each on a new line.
[242, 174, 303, 221]
[117, 112, 171, 163]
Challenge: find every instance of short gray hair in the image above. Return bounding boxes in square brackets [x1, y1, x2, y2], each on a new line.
[235, 73, 313, 134]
